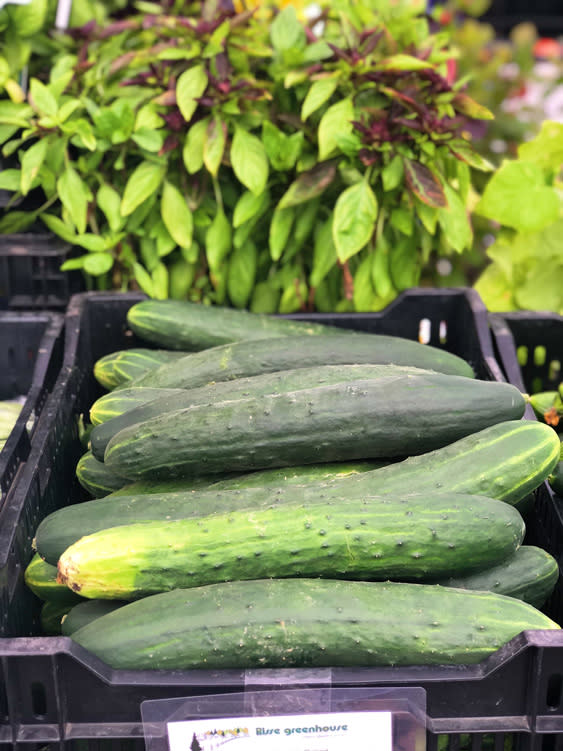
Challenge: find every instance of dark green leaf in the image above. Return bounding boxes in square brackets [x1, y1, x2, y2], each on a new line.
[0, 211, 36, 233]
[390, 206, 413, 236]
[250, 280, 281, 314]
[161, 181, 193, 249]
[227, 242, 258, 309]
[333, 180, 378, 263]
[278, 161, 336, 209]
[371, 231, 394, 300]
[389, 236, 421, 290]
[231, 126, 269, 195]
[353, 255, 380, 311]
[269, 204, 295, 261]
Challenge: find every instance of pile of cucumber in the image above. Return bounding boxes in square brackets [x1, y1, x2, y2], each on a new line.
[26, 300, 563, 669]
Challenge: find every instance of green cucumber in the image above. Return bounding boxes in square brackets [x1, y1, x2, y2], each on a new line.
[57, 491, 525, 600]
[40, 601, 74, 635]
[548, 443, 563, 495]
[90, 388, 185, 426]
[435, 545, 559, 609]
[90, 364, 436, 461]
[108, 476, 223, 496]
[94, 349, 186, 391]
[61, 600, 128, 636]
[127, 299, 355, 351]
[24, 553, 83, 605]
[34, 420, 560, 565]
[76, 451, 129, 498]
[70, 578, 560, 670]
[123, 332, 475, 391]
[104, 375, 525, 480]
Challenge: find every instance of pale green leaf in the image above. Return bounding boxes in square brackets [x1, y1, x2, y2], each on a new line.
[206, 208, 232, 271]
[517, 120, 563, 171]
[57, 165, 89, 234]
[29, 78, 57, 117]
[121, 161, 165, 217]
[176, 65, 208, 123]
[203, 116, 226, 177]
[270, 6, 306, 53]
[318, 98, 354, 161]
[438, 184, 473, 253]
[233, 190, 268, 228]
[269, 204, 295, 261]
[183, 117, 209, 174]
[0, 168, 20, 191]
[97, 184, 124, 232]
[40, 213, 77, 243]
[301, 77, 339, 122]
[83, 252, 114, 276]
[228, 242, 257, 309]
[20, 137, 47, 195]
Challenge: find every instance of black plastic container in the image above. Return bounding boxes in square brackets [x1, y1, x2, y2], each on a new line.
[0, 310, 64, 501]
[1, 289, 562, 751]
[0, 233, 85, 310]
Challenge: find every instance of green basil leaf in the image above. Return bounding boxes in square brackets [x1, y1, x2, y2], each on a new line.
[227, 242, 257, 308]
[60, 256, 86, 271]
[203, 116, 226, 177]
[301, 77, 339, 122]
[415, 199, 438, 234]
[176, 64, 208, 123]
[390, 206, 413, 236]
[0, 211, 36, 233]
[140, 237, 160, 272]
[151, 262, 169, 300]
[0, 168, 20, 191]
[183, 117, 209, 174]
[270, 6, 306, 53]
[381, 154, 404, 191]
[161, 181, 193, 249]
[20, 137, 48, 195]
[372, 231, 394, 300]
[517, 120, 563, 170]
[309, 215, 337, 288]
[438, 184, 473, 253]
[353, 254, 379, 312]
[233, 189, 268, 228]
[318, 98, 354, 161]
[262, 122, 303, 171]
[131, 128, 165, 153]
[250, 280, 281, 314]
[333, 180, 378, 263]
[97, 184, 124, 232]
[151, 219, 176, 257]
[74, 234, 110, 252]
[389, 236, 421, 290]
[121, 161, 165, 217]
[206, 208, 232, 272]
[41, 213, 77, 243]
[269, 204, 295, 261]
[231, 126, 269, 196]
[378, 54, 434, 72]
[29, 78, 57, 117]
[83, 252, 114, 276]
[133, 261, 155, 297]
[57, 165, 89, 234]
[279, 277, 308, 314]
[169, 258, 195, 300]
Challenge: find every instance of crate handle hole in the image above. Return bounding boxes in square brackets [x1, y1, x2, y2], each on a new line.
[534, 345, 547, 368]
[30, 682, 47, 718]
[418, 318, 431, 345]
[546, 673, 562, 710]
[548, 360, 561, 383]
[517, 345, 529, 368]
[439, 320, 447, 345]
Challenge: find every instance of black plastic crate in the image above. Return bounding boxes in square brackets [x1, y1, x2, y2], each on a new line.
[0, 310, 64, 502]
[1, 289, 562, 751]
[0, 233, 86, 311]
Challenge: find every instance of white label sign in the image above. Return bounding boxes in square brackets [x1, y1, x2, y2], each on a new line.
[167, 711, 392, 751]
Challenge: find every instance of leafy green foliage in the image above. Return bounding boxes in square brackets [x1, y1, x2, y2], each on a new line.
[0, 0, 491, 309]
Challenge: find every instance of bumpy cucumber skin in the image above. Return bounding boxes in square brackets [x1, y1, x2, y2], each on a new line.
[61, 600, 128, 636]
[57, 492, 525, 600]
[127, 299, 356, 351]
[90, 364, 434, 461]
[104, 376, 524, 480]
[93, 349, 185, 391]
[24, 554, 83, 605]
[76, 451, 129, 498]
[124, 333, 475, 391]
[70, 578, 560, 670]
[90, 388, 185, 426]
[35, 421, 559, 565]
[435, 545, 559, 609]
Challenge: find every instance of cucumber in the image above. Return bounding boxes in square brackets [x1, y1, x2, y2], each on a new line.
[56, 491, 525, 600]
[90, 364, 436, 461]
[90, 388, 185, 426]
[434, 545, 559, 608]
[104, 375, 525, 480]
[93, 349, 186, 391]
[108, 476, 224, 496]
[548, 443, 563, 495]
[69, 578, 560, 670]
[76, 451, 130, 498]
[40, 601, 74, 636]
[123, 332, 475, 391]
[24, 553, 83, 605]
[61, 600, 128, 636]
[34, 420, 560, 565]
[127, 299, 355, 351]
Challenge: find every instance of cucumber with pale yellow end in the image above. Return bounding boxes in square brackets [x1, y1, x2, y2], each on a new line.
[90, 388, 184, 426]
[76, 451, 130, 498]
[34, 421, 560, 565]
[69, 578, 560, 670]
[93, 349, 186, 391]
[56, 492, 525, 600]
[24, 553, 83, 605]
